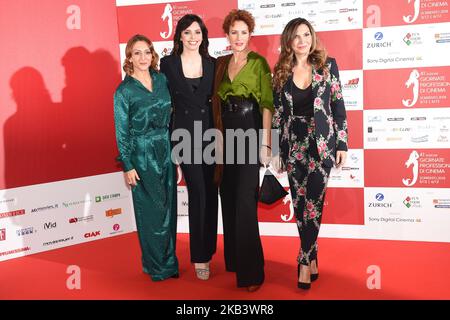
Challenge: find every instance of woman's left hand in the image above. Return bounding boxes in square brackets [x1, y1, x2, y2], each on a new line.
[335, 151, 347, 169]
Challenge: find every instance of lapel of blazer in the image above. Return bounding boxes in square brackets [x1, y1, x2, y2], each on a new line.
[173, 55, 214, 107]
[283, 64, 327, 119]
[311, 63, 331, 129]
[173, 55, 195, 100]
[311, 64, 324, 113]
[282, 75, 294, 118]
[214, 54, 231, 94]
[311, 62, 332, 142]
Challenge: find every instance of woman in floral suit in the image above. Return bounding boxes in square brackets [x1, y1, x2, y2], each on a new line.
[272, 18, 348, 290]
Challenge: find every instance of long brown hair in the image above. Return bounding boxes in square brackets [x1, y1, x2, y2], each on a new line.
[273, 18, 327, 92]
[123, 34, 159, 75]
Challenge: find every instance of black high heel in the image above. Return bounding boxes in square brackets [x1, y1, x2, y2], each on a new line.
[311, 258, 319, 282]
[297, 264, 311, 290]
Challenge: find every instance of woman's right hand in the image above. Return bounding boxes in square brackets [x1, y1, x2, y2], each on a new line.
[125, 169, 140, 187]
[271, 155, 284, 173]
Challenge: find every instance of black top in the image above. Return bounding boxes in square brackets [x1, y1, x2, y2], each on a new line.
[185, 76, 202, 93]
[292, 82, 314, 117]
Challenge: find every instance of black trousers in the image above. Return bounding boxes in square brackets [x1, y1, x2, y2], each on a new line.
[180, 149, 218, 263]
[220, 97, 265, 287]
[286, 116, 331, 266]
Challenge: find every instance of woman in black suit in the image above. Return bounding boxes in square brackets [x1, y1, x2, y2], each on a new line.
[160, 14, 218, 280]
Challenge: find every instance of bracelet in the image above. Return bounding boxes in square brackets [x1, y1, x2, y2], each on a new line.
[262, 144, 271, 149]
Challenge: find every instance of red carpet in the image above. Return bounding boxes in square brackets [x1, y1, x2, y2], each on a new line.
[1, 233, 449, 300]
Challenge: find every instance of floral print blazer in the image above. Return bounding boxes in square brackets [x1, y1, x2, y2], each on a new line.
[272, 57, 348, 168]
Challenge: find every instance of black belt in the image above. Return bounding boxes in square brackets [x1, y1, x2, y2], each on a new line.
[222, 96, 259, 114]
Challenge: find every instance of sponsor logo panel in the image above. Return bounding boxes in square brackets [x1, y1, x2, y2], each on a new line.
[364, 108, 450, 149]
[42, 237, 74, 247]
[31, 204, 59, 213]
[69, 215, 94, 224]
[16, 227, 36, 237]
[117, 0, 237, 42]
[62, 199, 92, 208]
[0, 198, 16, 207]
[95, 192, 126, 203]
[239, 0, 362, 35]
[363, 23, 450, 70]
[84, 231, 101, 238]
[340, 70, 364, 111]
[329, 149, 364, 188]
[364, 0, 450, 27]
[105, 208, 123, 218]
[365, 149, 450, 188]
[110, 223, 124, 235]
[0, 247, 31, 257]
[364, 188, 450, 237]
[0, 209, 25, 219]
[364, 67, 450, 109]
[43, 222, 57, 230]
[433, 198, 450, 208]
[258, 187, 364, 226]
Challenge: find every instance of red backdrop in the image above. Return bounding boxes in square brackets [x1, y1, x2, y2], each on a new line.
[0, 0, 122, 189]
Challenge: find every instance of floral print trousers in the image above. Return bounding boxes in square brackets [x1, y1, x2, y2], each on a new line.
[286, 116, 331, 266]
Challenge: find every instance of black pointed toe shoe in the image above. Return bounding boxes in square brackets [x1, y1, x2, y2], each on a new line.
[297, 264, 311, 290]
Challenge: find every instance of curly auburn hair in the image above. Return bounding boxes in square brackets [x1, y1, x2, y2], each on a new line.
[222, 9, 255, 34]
[123, 34, 159, 75]
[273, 18, 328, 92]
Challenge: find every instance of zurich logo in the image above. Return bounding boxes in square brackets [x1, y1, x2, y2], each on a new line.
[375, 193, 384, 201]
[374, 32, 383, 40]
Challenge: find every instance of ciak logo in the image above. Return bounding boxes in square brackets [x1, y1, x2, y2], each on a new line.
[402, 69, 420, 107]
[402, 150, 420, 186]
[403, 0, 420, 24]
[160, 4, 173, 39]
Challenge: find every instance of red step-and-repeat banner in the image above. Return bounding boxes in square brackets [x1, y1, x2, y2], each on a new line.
[116, 0, 450, 241]
[0, 1, 135, 261]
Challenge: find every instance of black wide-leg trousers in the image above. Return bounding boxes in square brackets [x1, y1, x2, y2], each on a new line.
[220, 98, 265, 287]
[180, 150, 218, 263]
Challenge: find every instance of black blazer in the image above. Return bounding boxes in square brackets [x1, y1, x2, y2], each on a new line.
[160, 54, 216, 136]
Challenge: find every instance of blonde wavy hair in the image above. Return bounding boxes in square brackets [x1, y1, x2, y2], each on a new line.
[123, 34, 159, 75]
[273, 18, 327, 92]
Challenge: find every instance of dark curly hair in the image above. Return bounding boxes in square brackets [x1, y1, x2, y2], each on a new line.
[172, 14, 210, 58]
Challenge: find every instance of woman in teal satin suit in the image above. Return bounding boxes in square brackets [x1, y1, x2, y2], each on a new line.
[113, 34, 179, 281]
